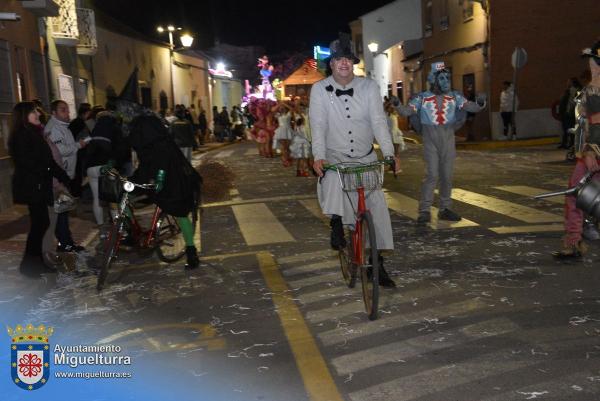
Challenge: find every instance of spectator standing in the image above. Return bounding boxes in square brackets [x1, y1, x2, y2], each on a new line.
[45, 100, 87, 252]
[85, 110, 120, 226]
[198, 108, 208, 145]
[171, 107, 196, 162]
[220, 106, 233, 142]
[499, 81, 519, 140]
[558, 77, 583, 149]
[68, 103, 92, 197]
[9, 102, 70, 268]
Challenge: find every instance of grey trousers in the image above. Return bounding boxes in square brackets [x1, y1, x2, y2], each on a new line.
[317, 150, 394, 250]
[419, 127, 456, 212]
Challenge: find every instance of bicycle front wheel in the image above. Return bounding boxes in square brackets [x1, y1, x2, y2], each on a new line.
[358, 211, 379, 321]
[338, 228, 357, 288]
[155, 209, 197, 263]
[97, 220, 122, 291]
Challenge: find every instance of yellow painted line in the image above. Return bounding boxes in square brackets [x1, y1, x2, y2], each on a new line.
[451, 188, 562, 223]
[489, 224, 564, 234]
[257, 252, 344, 401]
[203, 194, 315, 208]
[299, 199, 329, 225]
[384, 191, 479, 229]
[494, 185, 564, 205]
[232, 203, 295, 246]
[195, 209, 202, 254]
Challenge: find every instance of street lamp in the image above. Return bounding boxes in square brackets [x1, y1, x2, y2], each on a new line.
[157, 25, 194, 108]
[367, 42, 379, 54]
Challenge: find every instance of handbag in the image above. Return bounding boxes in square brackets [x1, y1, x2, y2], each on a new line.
[98, 173, 123, 203]
[54, 192, 77, 214]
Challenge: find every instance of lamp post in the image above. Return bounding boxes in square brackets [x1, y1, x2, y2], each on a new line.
[157, 25, 194, 108]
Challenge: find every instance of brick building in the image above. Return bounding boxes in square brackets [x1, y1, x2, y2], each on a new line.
[419, 0, 599, 140]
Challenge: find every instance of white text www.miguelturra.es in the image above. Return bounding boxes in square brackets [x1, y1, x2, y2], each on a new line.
[54, 371, 132, 379]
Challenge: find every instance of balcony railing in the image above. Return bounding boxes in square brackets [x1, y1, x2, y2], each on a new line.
[76, 8, 97, 55]
[49, 0, 79, 46]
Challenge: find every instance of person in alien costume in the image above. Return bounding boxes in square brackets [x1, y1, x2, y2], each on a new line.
[392, 61, 486, 224]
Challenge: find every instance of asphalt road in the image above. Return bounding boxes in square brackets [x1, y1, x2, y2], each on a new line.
[2, 141, 600, 401]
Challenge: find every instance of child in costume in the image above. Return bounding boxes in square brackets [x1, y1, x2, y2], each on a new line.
[289, 116, 312, 177]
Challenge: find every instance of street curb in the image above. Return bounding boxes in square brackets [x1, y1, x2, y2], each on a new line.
[403, 132, 560, 150]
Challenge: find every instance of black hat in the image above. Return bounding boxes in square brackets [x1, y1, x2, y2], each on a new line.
[327, 35, 359, 64]
[581, 41, 600, 65]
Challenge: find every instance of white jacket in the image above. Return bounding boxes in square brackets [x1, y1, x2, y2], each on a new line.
[500, 86, 519, 112]
[45, 116, 80, 178]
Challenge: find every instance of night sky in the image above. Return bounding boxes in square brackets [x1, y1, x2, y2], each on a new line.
[94, 0, 393, 54]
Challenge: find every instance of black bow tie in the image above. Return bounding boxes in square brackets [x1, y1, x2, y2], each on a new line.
[335, 88, 353, 97]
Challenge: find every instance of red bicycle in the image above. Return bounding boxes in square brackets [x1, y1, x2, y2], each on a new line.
[324, 159, 393, 320]
[97, 168, 197, 290]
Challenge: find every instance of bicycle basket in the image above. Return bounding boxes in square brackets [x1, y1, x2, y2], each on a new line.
[335, 163, 384, 192]
[99, 173, 124, 203]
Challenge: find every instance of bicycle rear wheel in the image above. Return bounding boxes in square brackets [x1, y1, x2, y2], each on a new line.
[97, 220, 122, 291]
[338, 228, 357, 288]
[358, 211, 379, 321]
[156, 208, 197, 263]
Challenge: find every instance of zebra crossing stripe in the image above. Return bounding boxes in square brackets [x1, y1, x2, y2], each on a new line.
[306, 286, 462, 324]
[494, 185, 564, 205]
[451, 188, 562, 223]
[231, 203, 295, 246]
[296, 286, 356, 305]
[384, 192, 479, 229]
[286, 271, 341, 289]
[278, 249, 336, 264]
[282, 259, 339, 277]
[347, 351, 538, 401]
[332, 317, 519, 376]
[318, 298, 488, 347]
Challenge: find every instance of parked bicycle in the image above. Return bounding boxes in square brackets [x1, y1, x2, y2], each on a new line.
[324, 159, 394, 320]
[96, 168, 197, 290]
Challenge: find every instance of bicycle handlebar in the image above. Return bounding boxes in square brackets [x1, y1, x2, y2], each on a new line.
[102, 168, 158, 191]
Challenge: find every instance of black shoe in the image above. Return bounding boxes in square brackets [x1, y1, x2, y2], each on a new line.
[56, 243, 85, 253]
[417, 211, 431, 224]
[330, 215, 346, 250]
[438, 209, 462, 221]
[368, 255, 396, 288]
[185, 246, 200, 270]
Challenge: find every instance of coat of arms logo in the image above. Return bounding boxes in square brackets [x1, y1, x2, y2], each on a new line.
[7, 324, 53, 390]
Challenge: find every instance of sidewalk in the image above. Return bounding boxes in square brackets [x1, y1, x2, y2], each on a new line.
[403, 131, 561, 150]
[0, 140, 235, 258]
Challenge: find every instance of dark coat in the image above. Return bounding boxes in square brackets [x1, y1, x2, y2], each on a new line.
[9, 125, 70, 206]
[170, 118, 196, 148]
[85, 113, 119, 169]
[129, 115, 201, 217]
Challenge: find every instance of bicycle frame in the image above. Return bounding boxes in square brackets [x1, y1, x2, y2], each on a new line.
[352, 186, 368, 266]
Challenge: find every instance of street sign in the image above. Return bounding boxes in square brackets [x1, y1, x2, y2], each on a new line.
[511, 47, 528, 69]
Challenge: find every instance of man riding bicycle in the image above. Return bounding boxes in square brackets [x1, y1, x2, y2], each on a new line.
[309, 36, 401, 288]
[128, 114, 202, 269]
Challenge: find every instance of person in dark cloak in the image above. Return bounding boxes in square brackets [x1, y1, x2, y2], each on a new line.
[128, 114, 202, 269]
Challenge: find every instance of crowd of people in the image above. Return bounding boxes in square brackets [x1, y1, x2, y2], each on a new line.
[8, 97, 205, 270]
[245, 95, 407, 178]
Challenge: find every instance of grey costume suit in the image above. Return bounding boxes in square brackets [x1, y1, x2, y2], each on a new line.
[309, 76, 395, 250]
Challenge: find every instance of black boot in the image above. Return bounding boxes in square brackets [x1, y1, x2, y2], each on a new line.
[330, 215, 346, 250]
[368, 255, 396, 288]
[185, 246, 200, 270]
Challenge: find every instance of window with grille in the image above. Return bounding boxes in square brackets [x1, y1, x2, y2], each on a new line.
[424, 0, 433, 37]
